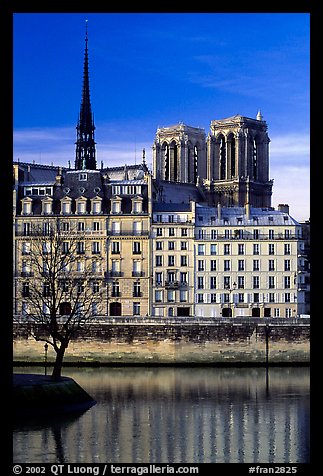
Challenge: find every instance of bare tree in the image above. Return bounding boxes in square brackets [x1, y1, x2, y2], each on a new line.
[16, 218, 104, 379]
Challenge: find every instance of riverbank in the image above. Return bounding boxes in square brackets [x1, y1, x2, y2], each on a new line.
[13, 321, 310, 365]
[13, 373, 96, 417]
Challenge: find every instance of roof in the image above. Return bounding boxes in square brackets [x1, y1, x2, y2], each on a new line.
[153, 202, 191, 212]
[195, 205, 300, 227]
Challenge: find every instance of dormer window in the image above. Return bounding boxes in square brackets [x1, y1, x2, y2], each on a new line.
[42, 197, 53, 215]
[76, 197, 87, 214]
[111, 197, 122, 214]
[131, 196, 143, 214]
[60, 196, 72, 215]
[79, 173, 88, 181]
[91, 196, 102, 214]
[21, 197, 33, 215]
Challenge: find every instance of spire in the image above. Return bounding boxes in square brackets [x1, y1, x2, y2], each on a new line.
[75, 20, 97, 170]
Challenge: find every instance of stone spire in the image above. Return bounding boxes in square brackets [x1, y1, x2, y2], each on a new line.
[75, 21, 97, 170]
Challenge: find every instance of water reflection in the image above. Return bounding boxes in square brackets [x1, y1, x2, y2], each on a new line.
[13, 367, 310, 464]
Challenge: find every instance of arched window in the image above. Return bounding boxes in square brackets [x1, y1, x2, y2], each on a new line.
[219, 135, 226, 180]
[194, 145, 198, 183]
[163, 143, 169, 180]
[253, 136, 258, 180]
[229, 135, 236, 177]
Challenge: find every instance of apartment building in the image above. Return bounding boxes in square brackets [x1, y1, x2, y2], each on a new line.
[194, 204, 306, 318]
[151, 201, 195, 317]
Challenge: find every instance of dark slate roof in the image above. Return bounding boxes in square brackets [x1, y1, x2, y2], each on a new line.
[153, 202, 191, 212]
[154, 180, 204, 204]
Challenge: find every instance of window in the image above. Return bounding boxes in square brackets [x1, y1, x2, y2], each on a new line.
[156, 227, 163, 237]
[77, 200, 87, 214]
[238, 293, 244, 303]
[198, 260, 204, 271]
[197, 293, 204, 303]
[285, 293, 291, 303]
[238, 244, 244, 255]
[22, 242, 31, 255]
[156, 241, 163, 250]
[285, 229, 290, 238]
[253, 244, 260, 255]
[111, 200, 121, 214]
[132, 200, 142, 214]
[197, 244, 205, 255]
[211, 230, 217, 239]
[253, 229, 259, 239]
[92, 282, 100, 293]
[77, 283, 84, 294]
[181, 241, 187, 250]
[155, 256, 163, 267]
[167, 271, 176, 283]
[210, 244, 217, 255]
[274, 308, 280, 317]
[253, 259, 260, 271]
[284, 244, 291, 255]
[269, 229, 274, 239]
[133, 242, 141, 254]
[62, 242, 69, 254]
[210, 260, 217, 271]
[112, 281, 120, 297]
[224, 244, 230, 255]
[77, 242, 85, 254]
[78, 222, 85, 232]
[133, 303, 140, 315]
[92, 242, 100, 254]
[181, 228, 188, 237]
[155, 272, 162, 286]
[180, 272, 188, 285]
[238, 259, 245, 271]
[224, 260, 230, 271]
[269, 244, 275, 255]
[180, 290, 188, 302]
[43, 222, 51, 236]
[197, 277, 204, 290]
[168, 255, 175, 266]
[168, 215, 174, 223]
[22, 282, 29, 297]
[92, 200, 102, 214]
[284, 260, 291, 271]
[224, 276, 230, 289]
[253, 276, 260, 289]
[181, 255, 188, 266]
[61, 221, 70, 232]
[254, 293, 260, 303]
[269, 260, 275, 271]
[79, 173, 87, 181]
[238, 276, 244, 289]
[285, 308, 292, 318]
[133, 282, 141, 297]
[77, 261, 85, 272]
[23, 222, 30, 236]
[210, 276, 217, 289]
[269, 293, 275, 303]
[168, 241, 175, 250]
[93, 221, 100, 231]
[168, 227, 175, 237]
[155, 290, 163, 302]
[284, 276, 291, 289]
[211, 293, 217, 303]
[167, 290, 175, 302]
[269, 276, 275, 289]
[112, 241, 120, 254]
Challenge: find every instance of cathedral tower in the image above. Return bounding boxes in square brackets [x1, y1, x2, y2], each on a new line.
[206, 113, 273, 207]
[75, 21, 97, 170]
[152, 123, 206, 184]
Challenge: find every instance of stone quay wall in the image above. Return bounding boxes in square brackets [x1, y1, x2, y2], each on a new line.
[13, 320, 310, 365]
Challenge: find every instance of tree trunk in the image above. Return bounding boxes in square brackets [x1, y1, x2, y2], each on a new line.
[51, 346, 66, 380]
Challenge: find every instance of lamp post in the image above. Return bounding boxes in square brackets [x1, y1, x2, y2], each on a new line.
[224, 281, 236, 317]
[44, 343, 48, 376]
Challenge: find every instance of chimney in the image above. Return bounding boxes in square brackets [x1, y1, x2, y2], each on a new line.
[217, 202, 221, 220]
[56, 167, 63, 185]
[245, 201, 250, 220]
[278, 204, 289, 214]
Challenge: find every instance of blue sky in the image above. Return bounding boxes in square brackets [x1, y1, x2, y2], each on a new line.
[13, 12, 310, 221]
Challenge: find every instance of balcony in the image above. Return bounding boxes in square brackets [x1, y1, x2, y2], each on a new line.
[132, 271, 145, 277]
[165, 281, 179, 289]
[105, 271, 124, 278]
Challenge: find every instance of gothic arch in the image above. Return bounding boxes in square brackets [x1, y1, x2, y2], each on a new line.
[217, 133, 226, 180]
[227, 132, 236, 178]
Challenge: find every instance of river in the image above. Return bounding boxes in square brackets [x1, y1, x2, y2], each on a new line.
[13, 366, 310, 464]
